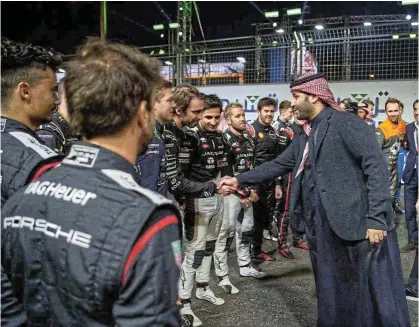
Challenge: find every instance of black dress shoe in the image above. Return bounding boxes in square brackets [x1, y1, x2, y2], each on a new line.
[400, 243, 417, 253]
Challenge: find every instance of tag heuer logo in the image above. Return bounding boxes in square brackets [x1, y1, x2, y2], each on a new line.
[246, 95, 260, 104]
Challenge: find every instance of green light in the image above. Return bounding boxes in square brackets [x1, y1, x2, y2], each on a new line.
[272, 40, 278, 46]
[185, 48, 190, 52]
[159, 49, 165, 55]
[402, 0, 418, 5]
[265, 11, 279, 18]
[150, 50, 155, 55]
[153, 24, 164, 31]
[286, 8, 302, 16]
[392, 35, 400, 40]
[169, 22, 180, 29]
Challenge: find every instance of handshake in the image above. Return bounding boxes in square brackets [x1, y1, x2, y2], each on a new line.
[216, 176, 239, 196]
[216, 176, 259, 208]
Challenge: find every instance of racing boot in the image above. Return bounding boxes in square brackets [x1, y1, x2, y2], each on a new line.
[180, 300, 202, 327]
[217, 275, 239, 294]
[240, 264, 267, 278]
[196, 283, 225, 305]
[293, 240, 309, 250]
[278, 244, 295, 259]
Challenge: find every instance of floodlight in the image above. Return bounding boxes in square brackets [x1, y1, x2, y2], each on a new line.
[364, 22, 372, 26]
[265, 11, 279, 18]
[402, 0, 419, 5]
[153, 24, 164, 31]
[169, 22, 180, 29]
[315, 25, 324, 30]
[287, 8, 302, 16]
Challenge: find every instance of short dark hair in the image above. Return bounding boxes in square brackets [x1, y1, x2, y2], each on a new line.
[279, 100, 291, 113]
[385, 97, 402, 111]
[203, 94, 222, 112]
[173, 83, 201, 115]
[1, 38, 62, 107]
[257, 97, 277, 111]
[155, 79, 173, 102]
[363, 99, 374, 107]
[224, 102, 243, 119]
[413, 99, 419, 108]
[65, 37, 161, 139]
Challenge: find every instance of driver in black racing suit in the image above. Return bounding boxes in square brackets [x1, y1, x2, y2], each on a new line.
[272, 101, 309, 259]
[36, 78, 80, 154]
[246, 97, 280, 263]
[178, 94, 232, 327]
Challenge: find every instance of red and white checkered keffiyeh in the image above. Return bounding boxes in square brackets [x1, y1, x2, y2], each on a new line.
[290, 74, 344, 111]
[291, 73, 345, 177]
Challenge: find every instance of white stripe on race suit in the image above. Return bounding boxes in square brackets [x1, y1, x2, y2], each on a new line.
[9, 131, 57, 158]
[101, 169, 174, 207]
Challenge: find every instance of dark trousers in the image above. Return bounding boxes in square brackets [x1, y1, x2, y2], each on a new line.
[252, 181, 275, 254]
[305, 204, 411, 327]
[407, 249, 418, 293]
[274, 173, 304, 247]
[404, 169, 418, 244]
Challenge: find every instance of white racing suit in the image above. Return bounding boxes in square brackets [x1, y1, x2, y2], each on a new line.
[213, 194, 254, 277]
[177, 126, 229, 301]
[210, 130, 256, 278]
[180, 192, 224, 298]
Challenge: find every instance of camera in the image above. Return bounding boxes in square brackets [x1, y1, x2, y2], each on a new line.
[340, 98, 359, 114]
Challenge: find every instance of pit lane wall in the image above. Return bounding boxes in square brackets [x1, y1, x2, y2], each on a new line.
[199, 80, 418, 124]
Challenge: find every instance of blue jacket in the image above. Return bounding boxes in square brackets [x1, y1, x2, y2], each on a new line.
[135, 121, 168, 196]
[402, 122, 418, 184]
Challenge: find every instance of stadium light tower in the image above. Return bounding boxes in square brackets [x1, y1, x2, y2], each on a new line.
[175, 1, 193, 84]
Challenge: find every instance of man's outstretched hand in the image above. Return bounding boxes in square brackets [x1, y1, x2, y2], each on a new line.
[217, 176, 239, 196]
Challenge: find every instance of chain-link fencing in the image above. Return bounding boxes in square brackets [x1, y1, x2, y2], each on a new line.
[143, 20, 418, 86]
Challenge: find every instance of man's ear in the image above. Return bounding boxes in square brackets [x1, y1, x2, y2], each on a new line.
[17, 82, 31, 101]
[175, 107, 182, 116]
[136, 100, 149, 128]
[309, 95, 319, 104]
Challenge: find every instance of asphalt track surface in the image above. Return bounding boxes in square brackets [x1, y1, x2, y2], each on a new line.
[191, 198, 419, 327]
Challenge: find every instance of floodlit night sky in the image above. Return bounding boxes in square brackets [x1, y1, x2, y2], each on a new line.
[1, 1, 415, 54]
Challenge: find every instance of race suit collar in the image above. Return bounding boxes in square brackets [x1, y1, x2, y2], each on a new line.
[1, 116, 39, 138]
[254, 118, 271, 130]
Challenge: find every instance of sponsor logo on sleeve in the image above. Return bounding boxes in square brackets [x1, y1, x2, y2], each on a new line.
[171, 240, 182, 270]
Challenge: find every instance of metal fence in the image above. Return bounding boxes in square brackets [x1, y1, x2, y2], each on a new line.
[142, 20, 418, 86]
